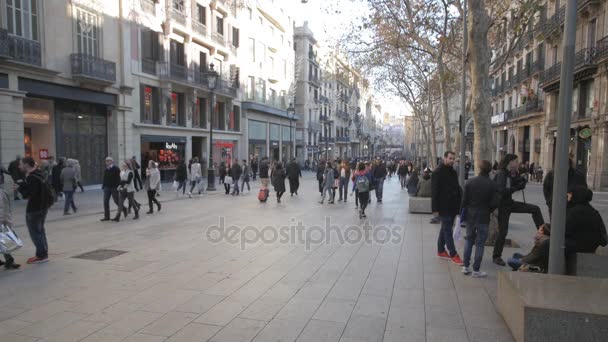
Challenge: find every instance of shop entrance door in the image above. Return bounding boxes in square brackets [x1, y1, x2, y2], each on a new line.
[272, 147, 280, 161]
[56, 101, 107, 185]
[192, 137, 203, 161]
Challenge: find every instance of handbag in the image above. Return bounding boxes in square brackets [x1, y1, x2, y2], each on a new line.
[225, 175, 233, 184]
[0, 224, 23, 254]
[172, 180, 179, 190]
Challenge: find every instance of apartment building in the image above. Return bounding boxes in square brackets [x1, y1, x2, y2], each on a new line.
[294, 21, 321, 164]
[490, 0, 608, 190]
[131, 0, 241, 181]
[539, 0, 608, 190]
[241, 0, 296, 163]
[0, 0, 124, 184]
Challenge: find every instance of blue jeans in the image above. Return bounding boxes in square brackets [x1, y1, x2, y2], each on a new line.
[231, 179, 240, 195]
[26, 210, 48, 258]
[437, 215, 457, 257]
[63, 190, 76, 213]
[375, 177, 385, 201]
[103, 188, 119, 219]
[507, 253, 524, 271]
[463, 222, 489, 271]
[339, 177, 348, 200]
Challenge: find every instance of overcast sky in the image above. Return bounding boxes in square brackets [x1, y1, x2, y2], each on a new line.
[288, 0, 409, 119]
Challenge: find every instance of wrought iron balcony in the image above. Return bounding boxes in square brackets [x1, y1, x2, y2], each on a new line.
[320, 114, 329, 122]
[510, 98, 543, 120]
[544, 6, 565, 36]
[71, 53, 116, 84]
[0, 29, 41, 66]
[158, 62, 237, 98]
[531, 58, 545, 74]
[595, 36, 608, 60]
[336, 109, 349, 120]
[142, 58, 157, 75]
[193, 21, 207, 37]
[540, 62, 562, 85]
[319, 95, 329, 103]
[577, 0, 600, 12]
[574, 47, 595, 68]
[336, 136, 350, 143]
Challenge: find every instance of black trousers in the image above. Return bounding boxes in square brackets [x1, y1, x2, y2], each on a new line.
[133, 171, 143, 191]
[289, 178, 299, 194]
[116, 191, 138, 219]
[358, 191, 370, 213]
[147, 190, 160, 212]
[493, 201, 545, 259]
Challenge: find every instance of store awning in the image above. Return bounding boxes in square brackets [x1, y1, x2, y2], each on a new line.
[141, 135, 187, 143]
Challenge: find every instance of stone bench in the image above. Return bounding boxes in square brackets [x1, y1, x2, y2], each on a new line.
[408, 197, 432, 214]
[568, 253, 608, 279]
[497, 271, 608, 342]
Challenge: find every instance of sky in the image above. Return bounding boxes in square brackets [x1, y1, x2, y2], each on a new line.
[287, 0, 409, 119]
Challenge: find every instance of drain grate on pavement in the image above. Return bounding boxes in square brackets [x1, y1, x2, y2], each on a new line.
[72, 249, 128, 261]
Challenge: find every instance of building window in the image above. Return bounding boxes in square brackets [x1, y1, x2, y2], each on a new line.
[232, 27, 239, 48]
[256, 79, 266, 102]
[75, 7, 100, 56]
[141, 28, 160, 74]
[216, 16, 224, 35]
[249, 38, 255, 62]
[195, 97, 207, 128]
[198, 52, 207, 72]
[196, 4, 206, 25]
[170, 39, 185, 66]
[6, 0, 38, 40]
[170, 92, 185, 126]
[247, 76, 255, 100]
[140, 85, 160, 124]
[173, 0, 184, 12]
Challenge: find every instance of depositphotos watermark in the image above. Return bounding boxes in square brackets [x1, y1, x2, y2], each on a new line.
[205, 217, 403, 250]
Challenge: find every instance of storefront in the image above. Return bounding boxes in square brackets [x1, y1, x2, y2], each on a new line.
[248, 120, 267, 158]
[213, 140, 238, 167]
[270, 123, 280, 161]
[141, 135, 187, 181]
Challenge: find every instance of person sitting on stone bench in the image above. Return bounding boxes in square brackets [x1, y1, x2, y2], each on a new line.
[507, 223, 551, 272]
[565, 185, 607, 274]
[416, 168, 432, 198]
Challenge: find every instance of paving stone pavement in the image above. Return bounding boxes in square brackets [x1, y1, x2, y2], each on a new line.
[2, 173, 572, 342]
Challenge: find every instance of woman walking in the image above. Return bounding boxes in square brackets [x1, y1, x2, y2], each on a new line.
[74, 159, 84, 192]
[319, 162, 335, 204]
[406, 168, 419, 196]
[174, 160, 188, 196]
[188, 157, 203, 197]
[353, 163, 372, 219]
[224, 163, 232, 194]
[219, 161, 227, 185]
[113, 160, 139, 221]
[145, 161, 162, 214]
[271, 162, 287, 203]
[60, 159, 78, 215]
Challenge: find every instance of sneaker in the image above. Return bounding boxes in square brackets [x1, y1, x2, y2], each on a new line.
[493, 257, 506, 266]
[437, 251, 451, 259]
[461, 266, 471, 275]
[27, 256, 49, 264]
[472, 271, 487, 278]
[451, 255, 464, 266]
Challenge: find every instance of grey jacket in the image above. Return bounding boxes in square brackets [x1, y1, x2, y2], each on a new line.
[323, 168, 335, 189]
[0, 189, 13, 226]
[60, 166, 77, 192]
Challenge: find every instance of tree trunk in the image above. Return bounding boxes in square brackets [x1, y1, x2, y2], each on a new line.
[428, 95, 438, 169]
[437, 57, 452, 153]
[467, 0, 493, 166]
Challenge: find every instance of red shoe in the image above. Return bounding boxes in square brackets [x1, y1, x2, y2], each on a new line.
[437, 251, 451, 259]
[451, 255, 464, 266]
[27, 256, 49, 264]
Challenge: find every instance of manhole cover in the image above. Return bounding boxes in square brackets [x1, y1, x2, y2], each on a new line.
[72, 249, 127, 261]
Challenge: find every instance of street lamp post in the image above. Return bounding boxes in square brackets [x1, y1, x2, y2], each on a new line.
[287, 103, 295, 159]
[205, 63, 219, 191]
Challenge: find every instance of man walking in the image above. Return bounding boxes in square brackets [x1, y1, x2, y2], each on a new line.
[461, 160, 498, 277]
[230, 159, 242, 196]
[17, 157, 50, 264]
[259, 157, 270, 196]
[432, 151, 464, 265]
[241, 160, 251, 192]
[251, 157, 258, 181]
[287, 158, 302, 196]
[101, 157, 121, 221]
[131, 156, 143, 191]
[493, 154, 545, 266]
[372, 158, 387, 203]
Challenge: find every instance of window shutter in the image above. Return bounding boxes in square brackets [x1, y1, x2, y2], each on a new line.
[140, 84, 146, 122]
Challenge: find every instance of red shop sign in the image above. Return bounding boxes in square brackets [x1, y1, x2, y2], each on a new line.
[39, 149, 49, 160]
[214, 142, 234, 148]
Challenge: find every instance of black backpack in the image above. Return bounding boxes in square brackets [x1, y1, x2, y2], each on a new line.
[32, 174, 55, 210]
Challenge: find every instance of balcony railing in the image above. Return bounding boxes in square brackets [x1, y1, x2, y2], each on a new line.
[574, 47, 594, 68]
[212, 32, 226, 46]
[336, 136, 350, 143]
[577, 0, 599, 12]
[531, 58, 545, 74]
[308, 122, 321, 132]
[193, 21, 207, 37]
[336, 109, 349, 120]
[319, 95, 329, 103]
[540, 62, 561, 84]
[0, 29, 41, 66]
[596, 36, 608, 60]
[320, 114, 329, 122]
[142, 58, 157, 75]
[544, 6, 565, 36]
[71, 53, 116, 84]
[170, 8, 186, 25]
[510, 98, 544, 119]
[159, 62, 237, 98]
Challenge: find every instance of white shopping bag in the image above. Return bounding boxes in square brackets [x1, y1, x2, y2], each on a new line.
[0, 224, 23, 254]
[172, 180, 179, 190]
[452, 216, 463, 241]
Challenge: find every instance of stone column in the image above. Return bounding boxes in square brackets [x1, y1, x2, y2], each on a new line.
[0, 89, 26, 193]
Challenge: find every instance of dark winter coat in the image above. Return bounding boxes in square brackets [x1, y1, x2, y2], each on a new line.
[406, 172, 419, 195]
[460, 174, 499, 225]
[271, 168, 286, 192]
[286, 161, 301, 180]
[565, 186, 605, 254]
[18, 169, 47, 213]
[495, 169, 527, 207]
[543, 168, 587, 206]
[230, 164, 243, 180]
[175, 163, 188, 182]
[259, 161, 270, 179]
[521, 235, 550, 271]
[102, 164, 121, 190]
[431, 163, 462, 217]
